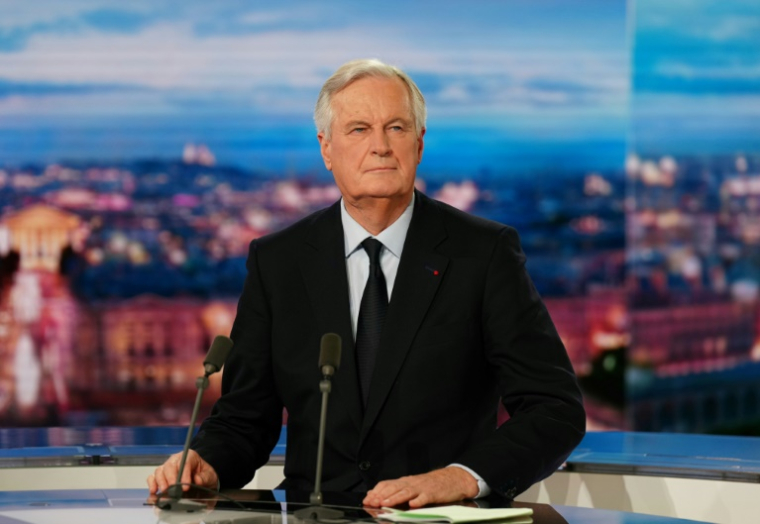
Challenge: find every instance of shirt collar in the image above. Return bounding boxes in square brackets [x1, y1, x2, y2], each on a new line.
[341, 193, 415, 259]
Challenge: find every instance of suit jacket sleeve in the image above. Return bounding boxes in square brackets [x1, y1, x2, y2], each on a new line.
[190, 240, 284, 488]
[455, 226, 586, 498]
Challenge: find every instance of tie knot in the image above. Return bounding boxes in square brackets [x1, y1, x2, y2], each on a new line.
[361, 238, 384, 265]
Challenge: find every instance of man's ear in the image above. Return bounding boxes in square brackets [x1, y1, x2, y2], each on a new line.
[317, 132, 332, 171]
[417, 128, 426, 164]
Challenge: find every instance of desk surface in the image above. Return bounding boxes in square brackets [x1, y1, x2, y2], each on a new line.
[567, 431, 760, 481]
[0, 489, 713, 524]
[1, 429, 758, 483]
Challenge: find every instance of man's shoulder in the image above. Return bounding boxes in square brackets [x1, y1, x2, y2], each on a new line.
[251, 201, 340, 252]
[418, 192, 517, 244]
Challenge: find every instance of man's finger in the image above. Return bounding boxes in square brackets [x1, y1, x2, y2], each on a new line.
[369, 479, 404, 497]
[193, 472, 206, 488]
[180, 461, 195, 490]
[408, 492, 433, 509]
[153, 467, 169, 493]
[147, 474, 157, 494]
[158, 457, 182, 491]
[363, 481, 389, 506]
[194, 469, 216, 489]
[364, 480, 416, 507]
[379, 486, 417, 506]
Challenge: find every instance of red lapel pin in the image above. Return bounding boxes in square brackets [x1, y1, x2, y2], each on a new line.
[424, 265, 439, 276]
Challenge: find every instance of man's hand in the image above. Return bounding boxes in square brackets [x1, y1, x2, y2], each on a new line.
[362, 467, 479, 508]
[147, 450, 219, 495]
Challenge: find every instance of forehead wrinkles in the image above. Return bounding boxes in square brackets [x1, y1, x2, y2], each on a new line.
[331, 78, 413, 124]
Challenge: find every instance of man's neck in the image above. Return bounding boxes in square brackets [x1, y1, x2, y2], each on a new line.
[343, 194, 413, 236]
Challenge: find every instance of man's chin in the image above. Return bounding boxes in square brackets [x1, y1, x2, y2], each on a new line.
[353, 190, 412, 203]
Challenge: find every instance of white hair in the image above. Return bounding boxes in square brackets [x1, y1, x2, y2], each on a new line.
[314, 58, 427, 139]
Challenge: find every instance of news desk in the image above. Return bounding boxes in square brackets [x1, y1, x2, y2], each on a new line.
[0, 488, 714, 524]
[2, 429, 758, 481]
[1, 430, 757, 524]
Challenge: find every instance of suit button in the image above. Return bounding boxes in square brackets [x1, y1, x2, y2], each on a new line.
[359, 461, 371, 471]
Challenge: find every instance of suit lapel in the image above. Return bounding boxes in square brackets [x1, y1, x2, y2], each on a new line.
[360, 193, 449, 442]
[299, 202, 363, 433]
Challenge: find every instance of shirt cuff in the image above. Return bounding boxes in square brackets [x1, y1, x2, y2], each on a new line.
[447, 464, 491, 498]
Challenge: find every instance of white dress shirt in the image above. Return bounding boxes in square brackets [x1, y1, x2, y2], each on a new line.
[341, 194, 415, 338]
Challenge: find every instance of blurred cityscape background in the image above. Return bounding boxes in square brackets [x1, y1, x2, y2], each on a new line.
[0, 0, 758, 437]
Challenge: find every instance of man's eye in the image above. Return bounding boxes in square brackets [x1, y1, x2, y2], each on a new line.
[351, 127, 367, 134]
[389, 125, 404, 132]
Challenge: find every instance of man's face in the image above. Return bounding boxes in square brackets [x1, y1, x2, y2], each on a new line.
[318, 76, 424, 205]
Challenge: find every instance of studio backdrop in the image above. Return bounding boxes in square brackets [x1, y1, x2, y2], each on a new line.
[0, 0, 759, 437]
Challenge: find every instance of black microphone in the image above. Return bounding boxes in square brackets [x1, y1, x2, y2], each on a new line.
[158, 335, 233, 512]
[318, 332, 341, 377]
[294, 333, 344, 521]
[204, 336, 233, 375]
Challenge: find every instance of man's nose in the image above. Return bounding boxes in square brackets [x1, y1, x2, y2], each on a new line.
[370, 130, 392, 156]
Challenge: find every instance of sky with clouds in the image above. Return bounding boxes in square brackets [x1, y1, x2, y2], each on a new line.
[3, 0, 727, 175]
[632, 0, 760, 156]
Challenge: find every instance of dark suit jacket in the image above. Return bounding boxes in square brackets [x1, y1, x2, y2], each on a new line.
[192, 190, 585, 498]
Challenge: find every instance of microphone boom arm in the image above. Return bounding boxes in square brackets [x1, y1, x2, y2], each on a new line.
[158, 335, 232, 512]
[311, 375, 331, 505]
[169, 375, 209, 499]
[294, 334, 343, 521]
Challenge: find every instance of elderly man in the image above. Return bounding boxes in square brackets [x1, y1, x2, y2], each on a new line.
[149, 59, 585, 508]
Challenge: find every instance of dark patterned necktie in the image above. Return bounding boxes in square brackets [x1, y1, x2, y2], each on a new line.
[355, 238, 388, 408]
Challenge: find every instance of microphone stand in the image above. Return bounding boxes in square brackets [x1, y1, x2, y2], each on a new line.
[157, 335, 231, 512]
[294, 367, 343, 521]
[157, 374, 212, 512]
